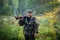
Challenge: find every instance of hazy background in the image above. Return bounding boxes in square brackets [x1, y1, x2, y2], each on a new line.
[0, 0, 60, 40]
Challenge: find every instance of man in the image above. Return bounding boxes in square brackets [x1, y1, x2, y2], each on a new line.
[15, 9, 39, 40]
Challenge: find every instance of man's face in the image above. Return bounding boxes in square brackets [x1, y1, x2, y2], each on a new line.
[27, 13, 32, 17]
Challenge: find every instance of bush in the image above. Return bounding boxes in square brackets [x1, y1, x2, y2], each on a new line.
[0, 16, 59, 40]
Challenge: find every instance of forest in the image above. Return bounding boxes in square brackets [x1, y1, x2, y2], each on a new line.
[0, 0, 60, 40]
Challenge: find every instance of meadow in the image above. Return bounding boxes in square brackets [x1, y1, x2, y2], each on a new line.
[0, 11, 60, 40]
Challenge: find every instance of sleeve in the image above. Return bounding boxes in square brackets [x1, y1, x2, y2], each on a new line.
[18, 17, 25, 26]
[33, 17, 39, 33]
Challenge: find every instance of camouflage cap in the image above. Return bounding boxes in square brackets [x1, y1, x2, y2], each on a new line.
[27, 9, 33, 13]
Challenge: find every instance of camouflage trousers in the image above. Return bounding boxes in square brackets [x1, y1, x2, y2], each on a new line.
[24, 34, 35, 40]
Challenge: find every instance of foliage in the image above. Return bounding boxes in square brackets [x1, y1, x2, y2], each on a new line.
[0, 12, 60, 40]
[0, 0, 59, 15]
[0, 0, 60, 40]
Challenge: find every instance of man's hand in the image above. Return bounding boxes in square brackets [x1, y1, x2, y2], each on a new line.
[34, 33, 38, 37]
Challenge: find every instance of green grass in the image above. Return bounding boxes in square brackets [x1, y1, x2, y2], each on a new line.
[0, 16, 60, 40]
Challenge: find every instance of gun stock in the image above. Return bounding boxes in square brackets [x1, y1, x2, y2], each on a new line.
[15, 16, 23, 20]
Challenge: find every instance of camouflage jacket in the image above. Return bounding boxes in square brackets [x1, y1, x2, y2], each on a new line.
[18, 16, 39, 35]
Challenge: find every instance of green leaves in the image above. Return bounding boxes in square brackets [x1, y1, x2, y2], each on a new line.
[12, 0, 19, 8]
